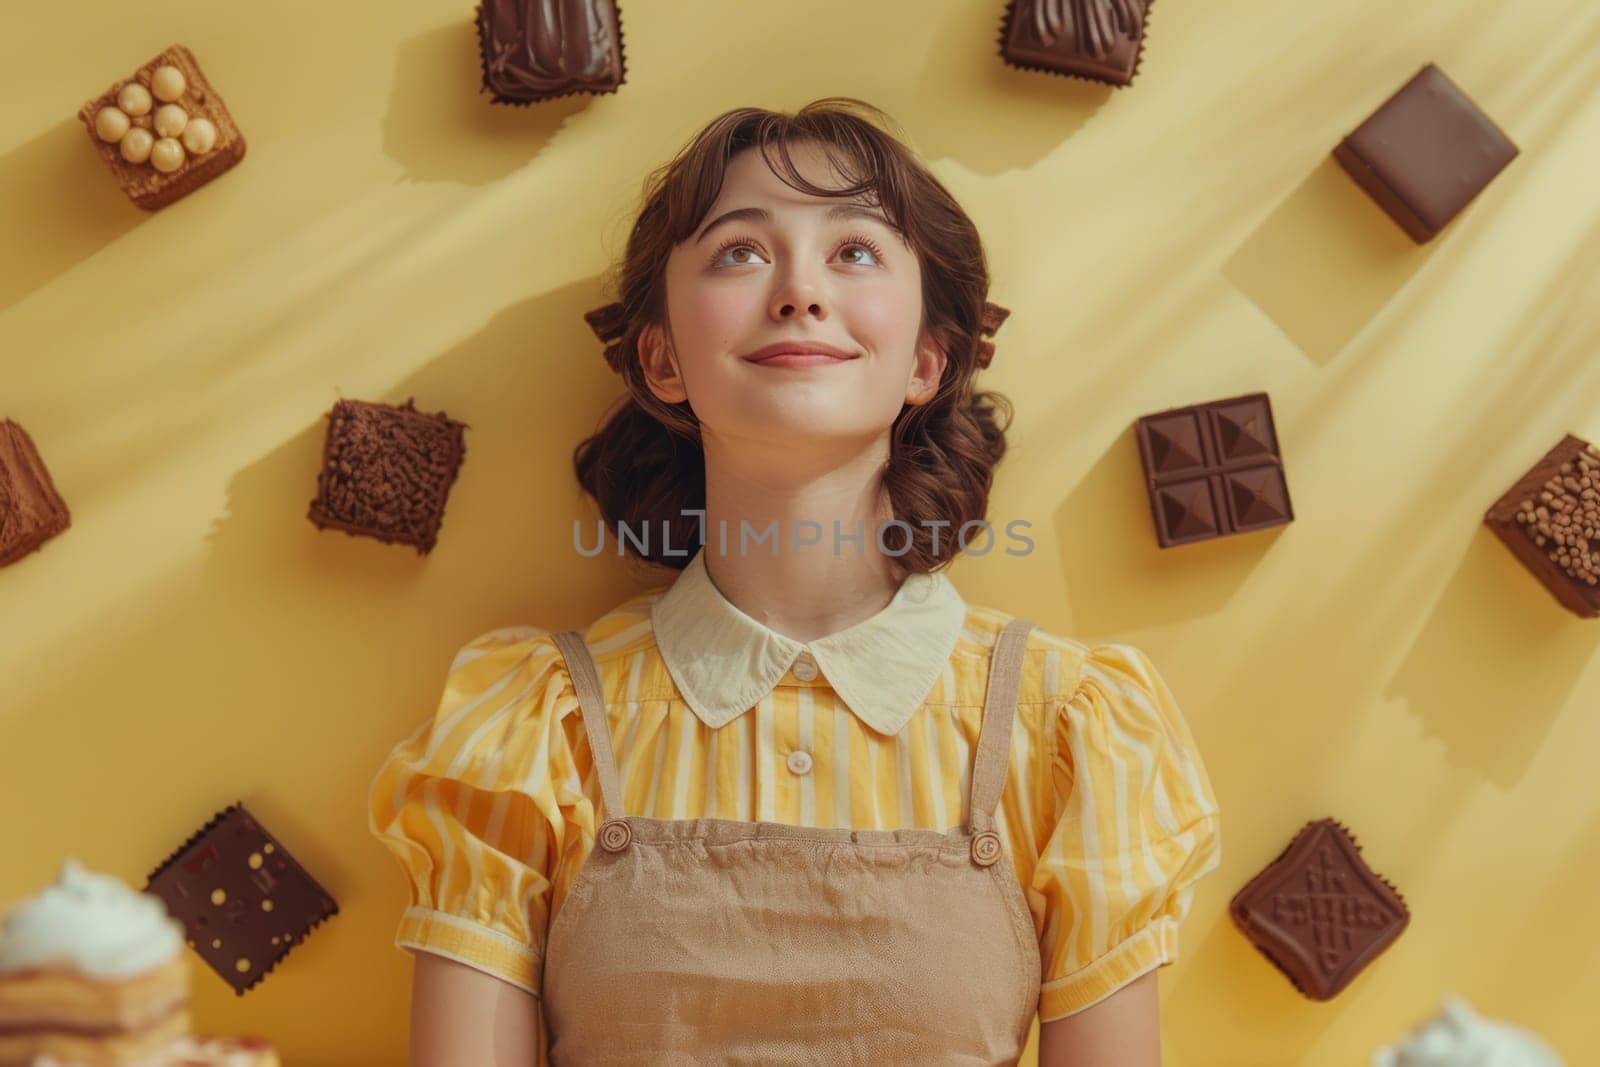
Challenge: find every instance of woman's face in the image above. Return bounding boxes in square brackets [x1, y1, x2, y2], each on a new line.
[639, 141, 946, 452]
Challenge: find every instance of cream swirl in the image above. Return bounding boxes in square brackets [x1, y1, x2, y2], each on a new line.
[1374, 995, 1565, 1067]
[0, 859, 184, 978]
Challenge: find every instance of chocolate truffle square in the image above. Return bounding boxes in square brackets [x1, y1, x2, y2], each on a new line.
[0, 419, 71, 567]
[999, 0, 1154, 88]
[1134, 392, 1293, 548]
[1332, 63, 1518, 243]
[476, 0, 628, 106]
[1231, 819, 1409, 1001]
[307, 397, 468, 556]
[77, 44, 247, 212]
[145, 804, 338, 996]
[1483, 434, 1600, 619]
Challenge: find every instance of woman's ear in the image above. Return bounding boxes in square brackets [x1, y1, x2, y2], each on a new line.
[638, 322, 689, 404]
[904, 328, 948, 406]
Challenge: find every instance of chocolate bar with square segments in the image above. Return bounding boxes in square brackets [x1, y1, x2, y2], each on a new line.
[1134, 391, 1293, 548]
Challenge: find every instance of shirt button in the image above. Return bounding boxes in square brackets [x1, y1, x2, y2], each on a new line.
[786, 750, 813, 776]
[791, 652, 818, 682]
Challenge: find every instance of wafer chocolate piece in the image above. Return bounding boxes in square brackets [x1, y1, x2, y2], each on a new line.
[76, 44, 246, 212]
[145, 804, 338, 997]
[0, 419, 71, 567]
[307, 397, 468, 556]
[476, 0, 627, 106]
[1231, 819, 1409, 1001]
[1483, 434, 1600, 619]
[1134, 391, 1293, 548]
[1332, 63, 1518, 243]
[999, 0, 1154, 88]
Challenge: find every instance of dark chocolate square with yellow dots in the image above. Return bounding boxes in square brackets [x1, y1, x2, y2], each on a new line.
[145, 803, 338, 995]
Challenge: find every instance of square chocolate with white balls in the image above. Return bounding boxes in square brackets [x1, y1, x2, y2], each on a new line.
[1230, 819, 1409, 1001]
[145, 804, 338, 996]
[77, 44, 246, 211]
[1483, 434, 1600, 619]
[307, 398, 468, 556]
[1134, 391, 1293, 548]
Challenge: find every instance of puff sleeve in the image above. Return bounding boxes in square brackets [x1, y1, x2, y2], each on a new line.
[367, 625, 582, 1005]
[1031, 642, 1222, 1023]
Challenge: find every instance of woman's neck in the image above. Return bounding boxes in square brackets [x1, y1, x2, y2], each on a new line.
[698, 432, 909, 645]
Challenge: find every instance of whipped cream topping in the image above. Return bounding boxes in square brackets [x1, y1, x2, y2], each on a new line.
[0, 858, 185, 979]
[1374, 994, 1565, 1067]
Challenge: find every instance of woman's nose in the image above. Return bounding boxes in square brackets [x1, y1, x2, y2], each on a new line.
[770, 270, 827, 321]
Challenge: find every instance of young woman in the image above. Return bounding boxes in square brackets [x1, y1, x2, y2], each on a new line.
[369, 98, 1221, 1066]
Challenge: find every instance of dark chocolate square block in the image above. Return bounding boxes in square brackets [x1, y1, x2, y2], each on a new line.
[1231, 819, 1409, 1001]
[1134, 392, 1293, 548]
[476, 0, 627, 106]
[999, 0, 1154, 88]
[0, 419, 71, 567]
[145, 804, 338, 996]
[76, 44, 247, 212]
[307, 397, 468, 556]
[1483, 434, 1600, 619]
[1332, 63, 1518, 243]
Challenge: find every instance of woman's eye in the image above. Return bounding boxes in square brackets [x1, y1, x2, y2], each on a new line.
[715, 244, 769, 267]
[839, 243, 881, 266]
[709, 237, 884, 269]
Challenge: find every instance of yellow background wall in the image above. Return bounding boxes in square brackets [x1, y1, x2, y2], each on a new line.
[3, 1, 1598, 1063]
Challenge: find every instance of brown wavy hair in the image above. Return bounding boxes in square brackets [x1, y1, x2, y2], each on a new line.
[573, 97, 1014, 574]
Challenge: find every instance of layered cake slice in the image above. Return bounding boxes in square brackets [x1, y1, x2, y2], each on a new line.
[0, 860, 279, 1066]
[0, 861, 189, 1066]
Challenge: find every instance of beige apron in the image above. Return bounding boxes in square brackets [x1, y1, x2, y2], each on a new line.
[542, 617, 1041, 1065]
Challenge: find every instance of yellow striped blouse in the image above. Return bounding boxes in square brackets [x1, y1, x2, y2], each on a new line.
[367, 551, 1222, 1052]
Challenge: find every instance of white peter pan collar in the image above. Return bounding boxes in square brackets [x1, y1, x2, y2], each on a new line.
[651, 546, 968, 737]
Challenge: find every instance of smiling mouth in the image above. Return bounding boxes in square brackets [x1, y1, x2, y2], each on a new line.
[748, 351, 856, 367]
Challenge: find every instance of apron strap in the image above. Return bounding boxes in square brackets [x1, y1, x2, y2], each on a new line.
[969, 618, 1035, 835]
[551, 630, 625, 821]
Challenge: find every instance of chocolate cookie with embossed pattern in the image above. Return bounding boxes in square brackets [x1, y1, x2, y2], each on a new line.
[1231, 819, 1409, 1000]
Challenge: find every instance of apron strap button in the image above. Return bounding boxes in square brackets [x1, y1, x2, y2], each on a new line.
[970, 830, 1002, 867]
[598, 819, 633, 853]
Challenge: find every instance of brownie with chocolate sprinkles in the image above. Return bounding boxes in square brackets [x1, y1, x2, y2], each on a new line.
[0, 419, 72, 567]
[307, 397, 468, 555]
[145, 803, 338, 996]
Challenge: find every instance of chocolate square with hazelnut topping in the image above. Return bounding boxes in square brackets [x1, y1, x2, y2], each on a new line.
[1484, 434, 1600, 618]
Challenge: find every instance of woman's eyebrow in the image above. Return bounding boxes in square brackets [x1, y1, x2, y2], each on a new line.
[693, 203, 894, 244]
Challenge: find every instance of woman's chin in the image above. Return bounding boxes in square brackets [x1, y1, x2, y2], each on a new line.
[716, 409, 880, 447]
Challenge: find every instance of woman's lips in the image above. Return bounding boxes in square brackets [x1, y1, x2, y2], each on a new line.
[748, 352, 855, 368]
